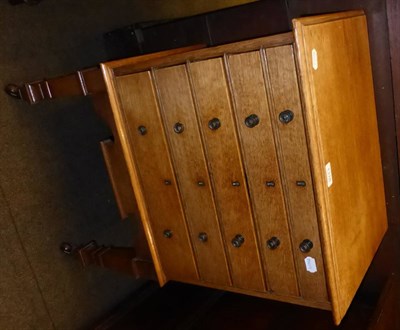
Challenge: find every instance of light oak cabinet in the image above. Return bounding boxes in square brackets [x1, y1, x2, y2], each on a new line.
[101, 11, 387, 325]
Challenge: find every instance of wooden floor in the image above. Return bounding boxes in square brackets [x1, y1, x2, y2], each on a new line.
[94, 226, 400, 330]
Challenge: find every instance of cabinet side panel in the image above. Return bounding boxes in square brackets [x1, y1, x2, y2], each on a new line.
[189, 58, 266, 292]
[293, 13, 388, 323]
[115, 72, 199, 282]
[264, 45, 328, 302]
[227, 51, 299, 296]
[154, 65, 231, 286]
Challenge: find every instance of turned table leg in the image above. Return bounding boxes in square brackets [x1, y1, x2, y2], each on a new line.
[60, 240, 157, 281]
[4, 67, 104, 105]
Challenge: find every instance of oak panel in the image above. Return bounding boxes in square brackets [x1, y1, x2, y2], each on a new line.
[227, 51, 299, 296]
[154, 65, 231, 286]
[115, 71, 198, 282]
[264, 45, 328, 302]
[114, 33, 294, 77]
[189, 58, 265, 292]
[293, 11, 388, 323]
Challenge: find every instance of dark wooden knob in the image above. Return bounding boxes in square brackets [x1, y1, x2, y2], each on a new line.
[299, 239, 313, 253]
[198, 232, 208, 242]
[138, 125, 147, 135]
[279, 110, 294, 124]
[208, 118, 221, 130]
[163, 229, 173, 238]
[173, 122, 185, 134]
[231, 234, 244, 248]
[266, 237, 280, 250]
[244, 114, 260, 128]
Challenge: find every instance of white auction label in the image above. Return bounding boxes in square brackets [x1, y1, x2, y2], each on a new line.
[312, 48, 318, 70]
[325, 162, 333, 188]
[304, 256, 317, 273]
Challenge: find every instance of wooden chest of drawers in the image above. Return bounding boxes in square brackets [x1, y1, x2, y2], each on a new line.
[7, 9, 386, 326]
[100, 10, 387, 325]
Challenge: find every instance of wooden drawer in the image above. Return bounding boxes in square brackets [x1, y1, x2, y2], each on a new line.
[264, 45, 328, 301]
[189, 57, 265, 292]
[154, 65, 231, 286]
[115, 72, 199, 283]
[227, 50, 298, 296]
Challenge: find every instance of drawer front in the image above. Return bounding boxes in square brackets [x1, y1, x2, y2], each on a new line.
[264, 46, 328, 301]
[154, 65, 231, 286]
[115, 72, 199, 282]
[189, 58, 265, 292]
[227, 51, 299, 296]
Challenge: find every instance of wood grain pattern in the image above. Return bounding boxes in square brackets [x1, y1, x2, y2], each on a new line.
[189, 58, 265, 292]
[106, 44, 206, 70]
[286, 0, 400, 229]
[45, 68, 104, 98]
[102, 67, 165, 285]
[153, 65, 231, 286]
[264, 45, 328, 302]
[226, 51, 299, 296]
[114, 33, 294, 77]
[100, 11, 387, 322]
[46, 73, 83, 98]
[115, 72, 199, 283]
[81, 67, 106, 94]
[293, 11, 388, 324]
[291, 9, 364, 26]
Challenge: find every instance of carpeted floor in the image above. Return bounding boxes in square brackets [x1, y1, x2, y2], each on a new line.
[0, 1, 255, 329]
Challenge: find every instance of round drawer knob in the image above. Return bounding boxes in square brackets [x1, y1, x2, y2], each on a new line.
[299, 239, 313, 253]
[198, 232, 208, 242]
[244, 114, 260, 128]
[279, 110, 294, 124]
[266, 237, 280, 250]
[163, 229, 173, 239]
[138, 125, 147, 135]
[208, 118, 221, 130]
[231, 234, 245, 248]
[173, 122, 185, 134]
